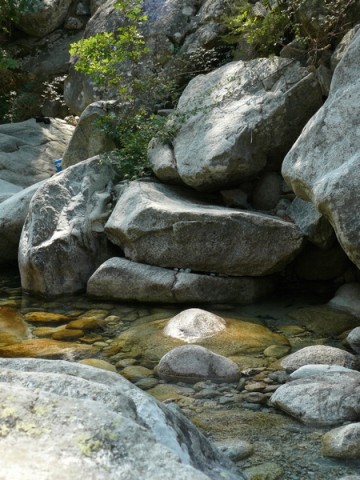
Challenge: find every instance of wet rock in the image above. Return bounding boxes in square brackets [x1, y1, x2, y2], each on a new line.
[121, 366, 154, 382]
[156, 345, 241, 384]
[88, 257, 275, 304]
[52, 329, 84, 341]
[78, 358, 117, 372]
[263, 344, 291, 358]
[216, 440, 254, 461]
[287, 305, 359, 337]
[105, 180, 303, 276]
[105, 314, 289, 367]
[24, 312, 69, 323]
[280, 346, 358, 372]
[0, 306, 28, 341]
[19, 156, 118, 296]
[164, 309, 226, 343]
[322, 423, 360, 458]
[243, 462, 283, 480]
[271, 371, 360, 426]
[0, 338, 97, 359]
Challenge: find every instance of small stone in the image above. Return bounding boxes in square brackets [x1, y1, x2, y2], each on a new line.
[52, 329, 84, 341]
[243, 392, 268, 404]
[134, 377, 159, 390]
[121, 365, 154, 382]
[321, 423, 360, 458]
[78, 358, 117, 372]
[156, 345, 240, 384]
[244, 462, 283, 480]
[217, 440, 254, 461]
[24, 312, 69, 323]
[245, 382, 267, 392]
[346, 327, 360, 354]
[66, 317, 105, 331]
[264, 344, 291, 358]
[195, 388, 218, 399]
[115, 358, 137, 368]
[280, 345, 358, 372]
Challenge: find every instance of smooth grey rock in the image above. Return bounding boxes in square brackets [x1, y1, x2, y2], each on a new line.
[14, 0, 73, 37]
[0, 179, 22, 203]
[0, 118, 74, 187]
[329, 283, 360, 318]
[105, 180, 303, 276]
[164, 309, 226, 343]
[0, 181, 46, 264]
[62, 101, 117, 168]
[19, 156, 117, 296]
[282, 29, 360, 269]
[0, 358, 243, 480]
[148, 139, 182, 184]
[168, 57, 322, 191]
[271, 372, 360, 426]
[156, 345, 241, 384]
[251, 172, 282, 211]
[87, 257, 275, 304]
[290, 364, 360, 380]
[287, 197, 334, 249]
[346, 327, 360, 354]
[322, 423, 360, 458]
[331, 26, 360, 71]
[280, 346, 359, 373]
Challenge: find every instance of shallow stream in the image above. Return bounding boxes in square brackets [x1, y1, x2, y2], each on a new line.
[1, 267, 359, 479]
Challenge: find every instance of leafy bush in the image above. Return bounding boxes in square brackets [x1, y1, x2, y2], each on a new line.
[223, 0, 355, 64]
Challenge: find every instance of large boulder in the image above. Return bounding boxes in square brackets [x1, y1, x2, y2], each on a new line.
[282, 29, 360, 269]
[329, 283, 360, 317]
[0, 358, 243, 480]
[62, 101, 117, 168]
[19, 156, 118, 296]
[271, 371, 360, 426]
[0, 118, 74, 187]
[0, 181, 46, 264]
[87, 257, 275, 304]
[14, 0, 73, 38]
[151, 57, 323, 191]
[104, 180, 304, 276]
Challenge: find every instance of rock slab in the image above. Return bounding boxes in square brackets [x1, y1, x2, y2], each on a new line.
[87, 257, 275, 304]
[105, 180, 303, 276]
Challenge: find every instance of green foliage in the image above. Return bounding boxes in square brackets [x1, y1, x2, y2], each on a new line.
[70, 0, 173, 180]
[223, 0, 291, 57]
[100, 112, 167, 180]
[223, 0, 354, 63]
[70, 0, 148, 95]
